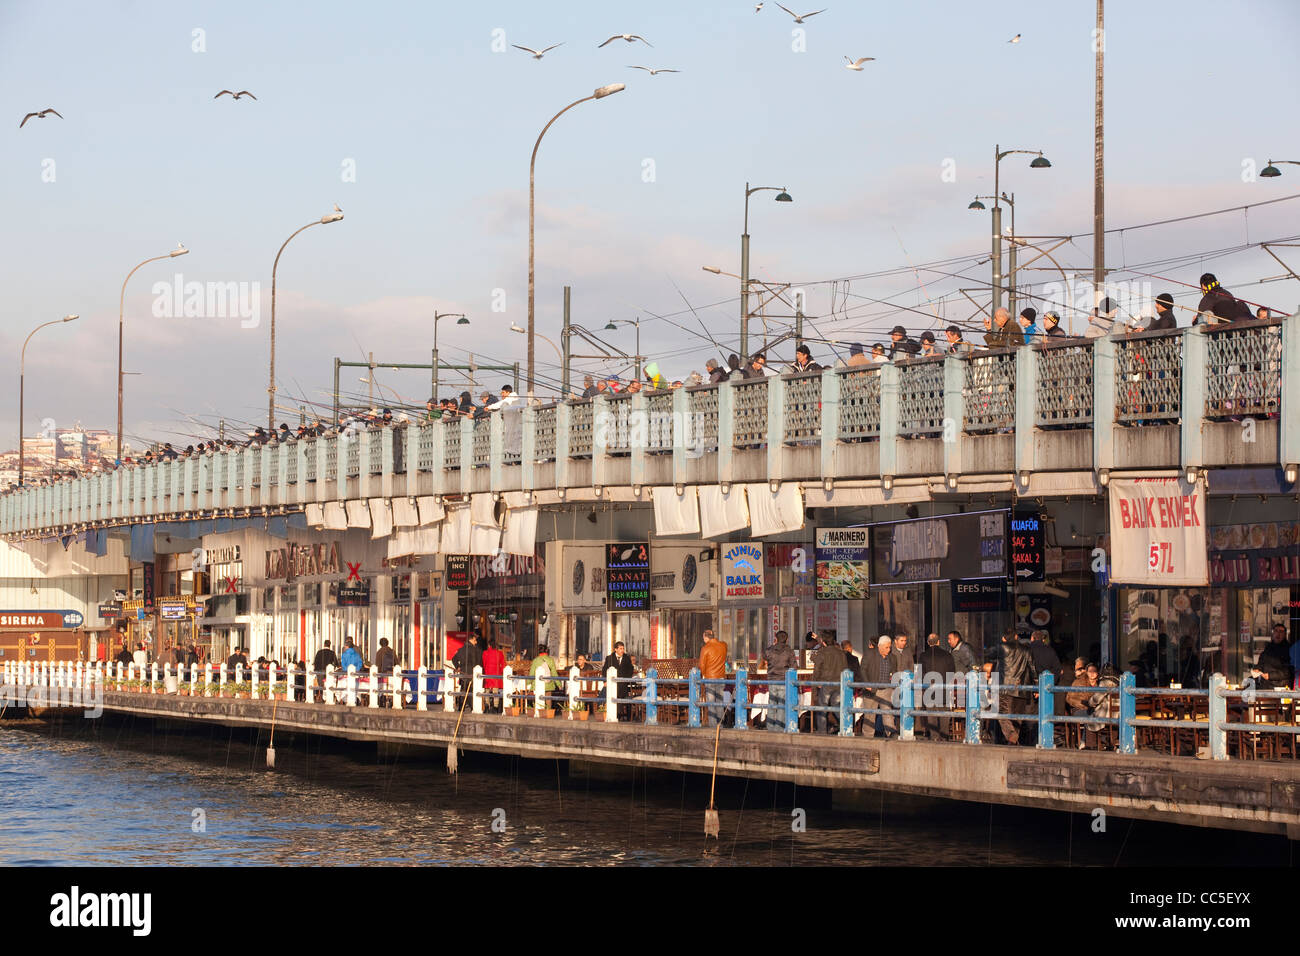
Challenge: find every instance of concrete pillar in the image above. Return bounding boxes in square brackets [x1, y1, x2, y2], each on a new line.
[879, 363, 900, 480]
[1282, 309, 1300, 469]
[766, 375, 786, 483]
[1092, 335, 1116, 473]
[1182, 326, 1207, 473]
[1013, 346, 1036, 481]
[819, 367, 840, 480]
[943, 353, 966, 479]
[716, 382, 734, 486]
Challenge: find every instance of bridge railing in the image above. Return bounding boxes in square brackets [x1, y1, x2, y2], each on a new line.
[6, 313, 1300, 535]
[19, 660, 1293, 762]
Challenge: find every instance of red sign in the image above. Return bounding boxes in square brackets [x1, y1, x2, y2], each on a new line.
[0, 612, 70, 629]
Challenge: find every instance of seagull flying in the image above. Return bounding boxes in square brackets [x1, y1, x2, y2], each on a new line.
[598, 34, 652, 47]
[775, 4, 826, 23]
[214, 90, 257, 100]
[843, 56, 875, 70]
[628, 65, 679, 75]
[19, 108, 62, 128]
[755, 2, 764, 10]
[333, 203, 342, 213]
[1008, 34, 1021, 43]
[512, 43, 564, 59]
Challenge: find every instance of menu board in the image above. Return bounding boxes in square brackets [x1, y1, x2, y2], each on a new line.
[870, 510, 1009, 587]
[1011, 510, 1045, 582]
[814, 528, 869, 600]
[606, 542, 650, 611]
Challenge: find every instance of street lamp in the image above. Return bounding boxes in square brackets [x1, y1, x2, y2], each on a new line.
[987, 146, 1050, 312]
[21, 314, 78, 486]
[1259, 159, 1300, 178]
[269, 207, 344, 429]
[528, 83, 626, 400]
[740, 183, 793, 361]
[432, 311, 469, 398]
[118, 244, 187, 463]
[511, 323, 562, 361]
[971, 193, 1019, 313]
[603, 318, 642, 380]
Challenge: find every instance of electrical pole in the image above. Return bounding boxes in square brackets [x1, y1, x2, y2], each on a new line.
[1094, 0, 1106, 306]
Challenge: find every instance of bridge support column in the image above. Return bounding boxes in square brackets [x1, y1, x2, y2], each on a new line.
[879, 363, 899, 481]
[1281, 309, 1300, 470]
[1093, 334, 1117, 474]
[1181, 325, 1206, 475]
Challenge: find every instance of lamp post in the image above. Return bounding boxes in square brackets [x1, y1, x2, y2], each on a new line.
[269, 208, 344, 429]
[1259, 159, 1300, 178]
[528, 83, 625, 400]
[432, 311, 469, 399]
[21, 314, 79, 486]
[603, 319, 642, 380]
[989, 146, 1050, 313]
[740, 183, 793, 362]
[118, 244, 187, 463]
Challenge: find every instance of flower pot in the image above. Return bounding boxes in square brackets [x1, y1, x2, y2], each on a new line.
[572, 710, 589, 721]
[539, 709, 555, 718]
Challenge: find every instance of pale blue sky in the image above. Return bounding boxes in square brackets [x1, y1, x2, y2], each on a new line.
[2, 0, 1298, 448]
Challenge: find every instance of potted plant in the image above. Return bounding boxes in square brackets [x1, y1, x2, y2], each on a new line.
[538, 705, 555, 718]
[568, 703, 589, 721]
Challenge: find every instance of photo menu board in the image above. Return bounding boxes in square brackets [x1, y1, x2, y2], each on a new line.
[814, 527, 869, 600]
[870, 510, 1009, 587]
[606, 542, 650, 612]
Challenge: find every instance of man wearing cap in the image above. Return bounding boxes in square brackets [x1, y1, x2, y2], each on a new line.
[982, 307, 1024, 348]
[1147, 293, 1177, 331]
[790, 343, 822, 372]
[1017, 307, 1041, 343]
[1042, 312, 1066, 337]
[886, 325, 920, 360]
[1194, 272, 1252, 325]
[847, 343, 870, 366]
[604, 374, 622, 394]
[643, 362, 666, 390]
[705, 358, 727, 383]
[918, 331, 940, 357]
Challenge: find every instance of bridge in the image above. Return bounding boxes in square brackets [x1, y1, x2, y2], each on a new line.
[2, 318, 1296, 536]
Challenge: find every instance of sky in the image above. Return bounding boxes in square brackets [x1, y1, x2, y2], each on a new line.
[2, 0, 1298, 452]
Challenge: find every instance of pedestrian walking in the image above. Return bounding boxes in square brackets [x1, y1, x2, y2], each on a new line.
[810, 631, 847, 734]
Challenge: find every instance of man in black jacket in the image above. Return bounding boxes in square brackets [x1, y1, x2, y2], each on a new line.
[450, 632, 483, 709]
[1194, 273, 1252, 325]
[1147, 292, 1178, 330]
[917, 633, 955, 739]
[601, 641, 637, 721]
[887, 325, 920, 360]
[997, 633, 1036, 745]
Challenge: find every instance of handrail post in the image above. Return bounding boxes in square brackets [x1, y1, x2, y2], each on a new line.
[324, 664, 335, 705]
[964, 671, 981, 744]
[219, 663, 228, 697]
[417, 665, 428, 711]
[567, 665, 579, 718]
[368, 665, 379, 708]
[898, 670, 915, 741]
[533, 672, 544, 717]
[189, 662, 197, 697]
[1209, 672, 1228, 760]
[500, 664, 512, 715]
[392, 665, 403, 709]
[687, 667, 701, 728]
[645, 668, 658, 725]
[472, 664, 483, 714]
[443, 670, 456, 712]
[1118, 671, 1136, 754]
[1037, 671, 1055, 749]
[150, 662, 158, 693]
[604, 666, 618, 722]
[734, 666, 748, 732]
[784, 668, 798, 733]
[251, 663, 259, 700]
[268, 662, 278, 700]
[838, 668, 853, 737]
[203, 662, 212, 697]
[346, 665, 358, 707]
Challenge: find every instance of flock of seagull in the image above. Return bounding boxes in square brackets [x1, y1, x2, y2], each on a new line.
[18, 8, 1025, 127]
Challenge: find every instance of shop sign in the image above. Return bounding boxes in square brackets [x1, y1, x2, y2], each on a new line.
[814, 528, 869, 600]
[1107, 477, 1207, 586]
[721, 542, 765, 601]
[265, 542, 341, 582]
[203, 545, 241, 565]
[0, 611, 84, 629]
[1208, 521, 1300, 586]
[1011, 510, 1045, 582]
[142, 562, 155, 609]
[98, 603, 121, 619]
[337, 583, 370, 607]
[870, 510, 1008, 587]
[446, 555, 471, 591]
[468, 552, 544, 588]
[950, 580, 1009, 613]
[606, 542, 650, 612]
[159, 602, 188, 621]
